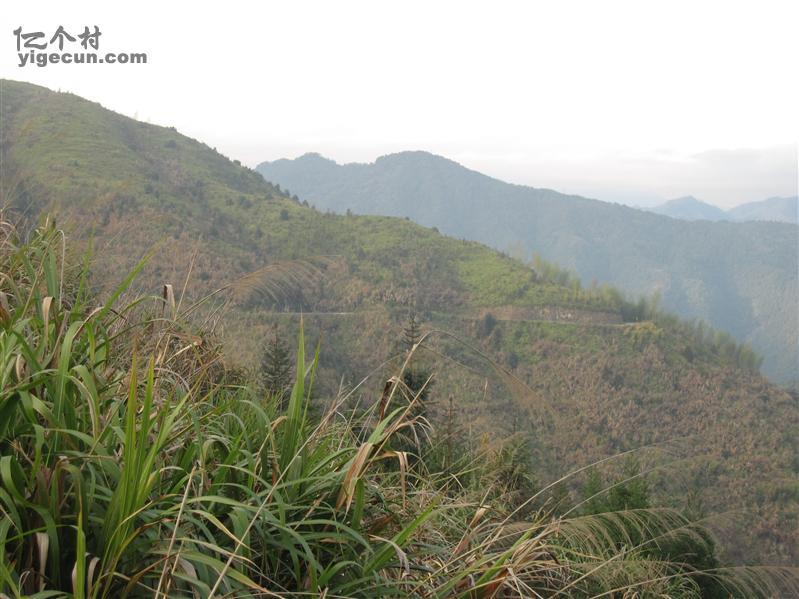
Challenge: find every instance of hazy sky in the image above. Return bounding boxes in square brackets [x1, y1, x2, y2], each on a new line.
[3, 0, 797, 207]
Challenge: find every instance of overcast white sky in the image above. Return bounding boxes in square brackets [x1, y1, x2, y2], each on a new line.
[3, 0, 797, 207]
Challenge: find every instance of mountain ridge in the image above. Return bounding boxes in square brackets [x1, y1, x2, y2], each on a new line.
[651, 194, 798, 224]
[727, 195, 798, 223]
[257, 151, 799, 384]
[650, 196, 729, 221]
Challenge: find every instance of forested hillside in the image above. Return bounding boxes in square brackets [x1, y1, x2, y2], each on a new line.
[2, 79, 797, 567]
[5, 218, 797, 596]
[258, 152, 798, 384]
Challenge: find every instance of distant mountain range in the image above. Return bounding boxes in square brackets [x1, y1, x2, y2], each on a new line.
[257, 152, 799, 384]
[650, 195, 798, 224]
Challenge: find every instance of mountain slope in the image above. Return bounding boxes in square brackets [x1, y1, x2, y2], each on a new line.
[257, 152, 799, 384]
[650, 196, 729, 221]
[649, 195, 798, 224]
[2, 80, 797, 564]
[729, 196, 798, 224]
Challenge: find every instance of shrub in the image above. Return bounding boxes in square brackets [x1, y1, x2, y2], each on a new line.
[0, 217, 794, 598]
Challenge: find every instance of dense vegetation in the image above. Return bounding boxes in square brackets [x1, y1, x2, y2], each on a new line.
[1, 80, 797, 568]
[2, 218, 798, 597]
[257, 152, 798, 384]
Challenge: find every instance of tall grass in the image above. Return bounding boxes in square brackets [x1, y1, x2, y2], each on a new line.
[1, 217, 796, 597]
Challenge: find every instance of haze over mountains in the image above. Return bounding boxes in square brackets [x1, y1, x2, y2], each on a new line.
[257, 152, 799, 384]
[650, 195, 798, 224]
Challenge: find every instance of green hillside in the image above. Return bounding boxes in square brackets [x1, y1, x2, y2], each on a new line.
[1, 79, 797, 566]
[6, 216, 796, 597]
[257, 152, 799, 384]
[0, 82, 601, 314]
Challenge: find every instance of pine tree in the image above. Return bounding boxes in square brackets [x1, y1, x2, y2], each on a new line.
[260, 326, 293, 407]
[398, 311, 432, 452]
[582, 458, 650, 515]
[401, 311, 431, 405]
[582, 468, 608, 514]
[403, 311, 421, 353]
